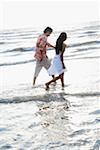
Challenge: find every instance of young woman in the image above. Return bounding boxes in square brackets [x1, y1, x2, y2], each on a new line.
[45, 32, 67, 90]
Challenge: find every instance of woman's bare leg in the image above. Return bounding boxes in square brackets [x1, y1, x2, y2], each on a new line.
[60, 73, 64, 87]
[45, 73, 65, 90]
[45, 76, 60, 90]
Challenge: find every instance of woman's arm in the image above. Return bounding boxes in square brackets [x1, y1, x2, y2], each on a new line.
[60, 43, 67, 69]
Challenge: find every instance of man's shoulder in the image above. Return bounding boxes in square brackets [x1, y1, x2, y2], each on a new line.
[38, 34, 46, 39]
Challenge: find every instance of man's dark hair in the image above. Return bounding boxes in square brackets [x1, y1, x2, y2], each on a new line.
[44, 27, 53, 33]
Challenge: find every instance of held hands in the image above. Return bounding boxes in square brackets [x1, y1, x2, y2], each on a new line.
[47, 43, 55, 49]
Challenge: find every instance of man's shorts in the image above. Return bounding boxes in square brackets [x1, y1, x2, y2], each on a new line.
[34, 57, 51, 77]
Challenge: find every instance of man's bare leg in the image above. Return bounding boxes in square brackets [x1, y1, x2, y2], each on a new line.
[33, 77, 36, 85]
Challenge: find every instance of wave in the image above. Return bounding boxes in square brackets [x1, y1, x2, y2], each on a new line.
[72, 46, 100, 53]
[83, 31, 97, 34]
[0, 42, 5, 45]
[70, 40, 100, 48]
[65, 55, 100, 60]
[90, 110, 100, 115]
[92, 140, 100, 150]
[65, 92, 100, 97]
[69, 129, 88, 137]
[82, 23, 100, 31]
[0, 92, 100, 104]
[1, 55, 99, 67]
[0, 59, 34, 67]
[0, 93, 68, 104]
[0, 47, 34, 54]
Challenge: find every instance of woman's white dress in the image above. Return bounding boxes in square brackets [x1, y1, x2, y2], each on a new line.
[48, 54, 65, 76]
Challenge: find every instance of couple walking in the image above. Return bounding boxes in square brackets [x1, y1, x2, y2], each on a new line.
[33, 27, 67, 90]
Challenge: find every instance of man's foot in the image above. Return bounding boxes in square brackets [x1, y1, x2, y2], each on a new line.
[33, 81, 35, 86]
[62, 85, 64, 90]
[45, 83, 49, 90]
[62, 87, 64, 90]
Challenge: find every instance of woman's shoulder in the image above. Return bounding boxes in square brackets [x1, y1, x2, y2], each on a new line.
[62, 43, 67, 50]
[63, 43, 67, 48]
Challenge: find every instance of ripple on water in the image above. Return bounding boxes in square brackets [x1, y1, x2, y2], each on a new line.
[91, 140, 100, 150]
[90, 109, 100, 115]
[0, 144, 12, 150]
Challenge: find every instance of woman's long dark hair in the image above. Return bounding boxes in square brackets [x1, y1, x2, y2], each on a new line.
[55, 32, 67, 54]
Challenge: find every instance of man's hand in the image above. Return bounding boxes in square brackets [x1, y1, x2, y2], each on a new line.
[47, 42, 55, 49]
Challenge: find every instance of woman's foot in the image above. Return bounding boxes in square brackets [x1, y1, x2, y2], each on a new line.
[45, 83, 49, 90]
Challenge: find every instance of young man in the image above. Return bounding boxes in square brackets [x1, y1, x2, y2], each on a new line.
[33, 27, 55, 85]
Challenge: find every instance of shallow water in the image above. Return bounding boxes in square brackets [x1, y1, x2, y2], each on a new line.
[0, 21, 100, 149]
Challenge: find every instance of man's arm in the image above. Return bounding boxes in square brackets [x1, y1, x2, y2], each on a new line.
[47, 42, 55, 49]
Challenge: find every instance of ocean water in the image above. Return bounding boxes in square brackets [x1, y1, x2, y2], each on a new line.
[0, 21, 100, 150]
